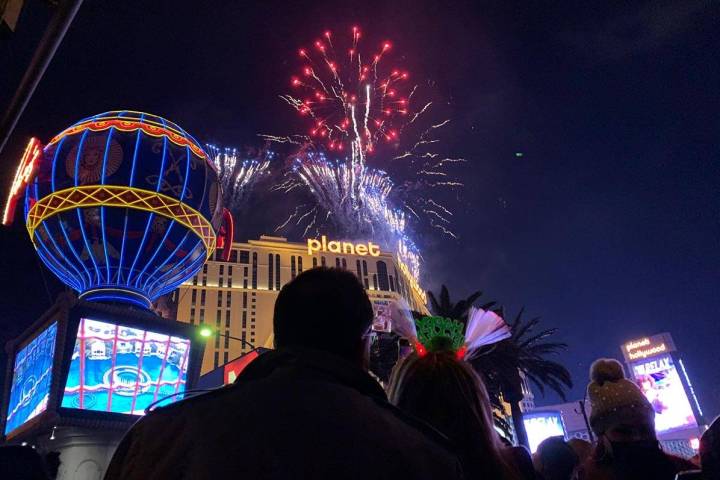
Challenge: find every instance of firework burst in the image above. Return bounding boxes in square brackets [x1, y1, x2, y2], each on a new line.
[270, 27, 464, 281]
[283, 27, 410, 165]
[207, 144, 274, 211]
[275, 147, 421, 278]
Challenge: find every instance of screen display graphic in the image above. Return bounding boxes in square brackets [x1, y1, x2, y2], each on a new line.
[62, 318, 191, 415]
[5, 322, 58, 435]
[523, 411, 566, 453]
[632, 354, 697, 433]
[371, 299, 392, 332]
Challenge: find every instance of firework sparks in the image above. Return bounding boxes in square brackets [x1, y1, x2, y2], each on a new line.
[275, 147, 422, 278]
[207, 144, 274, 211]
[285, 26, 409, 166]
[272, 27, 465, 282]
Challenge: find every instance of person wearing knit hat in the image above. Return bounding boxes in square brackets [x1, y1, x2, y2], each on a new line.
[586, 358, 655, 438]
[575, 358, 696, 480]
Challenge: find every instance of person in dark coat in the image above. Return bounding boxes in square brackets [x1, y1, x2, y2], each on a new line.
[105, 267, 463, 480]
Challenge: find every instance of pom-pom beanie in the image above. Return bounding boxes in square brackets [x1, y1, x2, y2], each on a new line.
[587, 358, 655, 435]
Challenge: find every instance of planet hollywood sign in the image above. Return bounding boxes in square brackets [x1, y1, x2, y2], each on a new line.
[306, 235, 427, 304]
[307, 235, 381, 257]
[622, 333, 676, 362]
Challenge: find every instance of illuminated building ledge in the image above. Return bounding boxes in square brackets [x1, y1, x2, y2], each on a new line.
[26, 185, 216, 257]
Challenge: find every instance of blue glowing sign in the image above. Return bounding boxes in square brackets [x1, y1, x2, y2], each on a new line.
[5, 322, 58, 435]
[61, 318, 191, 415]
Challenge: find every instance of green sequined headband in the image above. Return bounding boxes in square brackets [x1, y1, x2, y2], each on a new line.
[415, 315, 465, 354]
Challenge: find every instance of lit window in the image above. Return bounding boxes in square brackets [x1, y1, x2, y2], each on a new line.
[275, 254, 280, 290]
[376, 261, 389, 291]
[252, 252, 257, 289]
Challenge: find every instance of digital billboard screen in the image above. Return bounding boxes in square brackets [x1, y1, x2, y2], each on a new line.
[371, 299, 392, 332]
[632, 354, 697, 432]
[61, 318, 191, 415]
[523, 411, 566, 453]
[5, 322, 58, 435]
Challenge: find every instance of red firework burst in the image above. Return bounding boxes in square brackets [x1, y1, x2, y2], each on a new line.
[287, 26, 410, 156]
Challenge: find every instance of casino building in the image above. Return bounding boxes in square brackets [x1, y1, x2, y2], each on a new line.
[173, 235, 428, 374]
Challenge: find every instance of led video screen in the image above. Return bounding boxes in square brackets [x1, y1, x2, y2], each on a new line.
[371, 299, 392, 332]
[5, 322, 58, 435]
[632, 354, 697, 432]
[61, 318, 191, 415]
[523, 411, 566, 453]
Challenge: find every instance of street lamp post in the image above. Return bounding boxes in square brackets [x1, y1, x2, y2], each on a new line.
[199, 326, 257, 351]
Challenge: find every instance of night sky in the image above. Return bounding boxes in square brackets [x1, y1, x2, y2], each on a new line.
[1, 1, 719, 419]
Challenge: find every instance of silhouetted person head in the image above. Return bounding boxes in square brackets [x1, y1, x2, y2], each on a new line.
[566, 438, 592, 465]
[388, 351, 518, 479]
[0, 445, 49, 480]
[533, 436, 578, 480]
[273, 267, 373, 365]
[700, 416, 720, 477]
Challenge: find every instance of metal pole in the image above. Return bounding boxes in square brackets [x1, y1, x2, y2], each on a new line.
[0, 0, 84, 156]
[220, 332, 257, 351]
[577, 398, 595, 442]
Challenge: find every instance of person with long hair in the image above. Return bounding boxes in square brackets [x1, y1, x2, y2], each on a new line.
[388, 349, 521, 479]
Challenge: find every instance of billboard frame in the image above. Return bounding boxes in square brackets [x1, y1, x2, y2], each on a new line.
[1, 293, 206, 442]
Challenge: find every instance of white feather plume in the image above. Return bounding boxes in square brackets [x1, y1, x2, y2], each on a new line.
[464, 306, 511, 359]
[389, 299, 418, 343]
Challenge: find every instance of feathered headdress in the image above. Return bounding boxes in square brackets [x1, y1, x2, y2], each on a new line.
[390, 300, 511, 360]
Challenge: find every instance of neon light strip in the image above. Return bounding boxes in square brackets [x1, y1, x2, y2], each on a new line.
[37, 223, 84, 290]
[3, 137, 41, 225]
[151, 249, 205, 298]
[130, 330, 148, 414]
[678, 358, 704, 417]
[47, 117, 208, 160]
[153, 335, 173, 403]
[131, 133, 171, 287]
[107, 323, 120, 411]
[48, 137, 94, 287]
[79, 319, 86, 409]
[100, 128, 115, 282]
[34, 180, 87, 290]
[139, 143, 192, 292]
[73, 130, 102, 284]
[26, 185, 216, 258]
[151, 246, 205, 298]
[173, 339, 191, 396]
[143, 231, 194, 294]
[117, 125, 143, 284]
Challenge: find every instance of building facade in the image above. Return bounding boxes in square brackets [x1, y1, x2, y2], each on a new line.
[174, 235, 428, 374]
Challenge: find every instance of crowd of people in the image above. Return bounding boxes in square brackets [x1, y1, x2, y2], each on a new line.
[3, 267, 718, 479]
